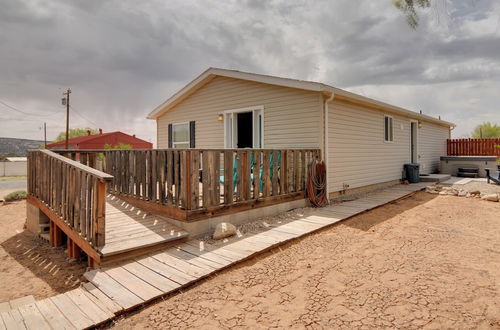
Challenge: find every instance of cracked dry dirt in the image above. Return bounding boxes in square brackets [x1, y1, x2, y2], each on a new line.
[111, 192, 500, 329]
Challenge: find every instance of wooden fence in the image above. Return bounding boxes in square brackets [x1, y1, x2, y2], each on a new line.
[28, 149, 113, 247]
[447, 138, 500, 157]
[57, 149, 320, 212]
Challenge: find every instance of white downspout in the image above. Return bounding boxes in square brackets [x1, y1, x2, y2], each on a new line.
[324, 91, 335, 201]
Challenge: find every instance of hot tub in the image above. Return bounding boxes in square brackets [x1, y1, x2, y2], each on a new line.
[440, 156, 498, 178]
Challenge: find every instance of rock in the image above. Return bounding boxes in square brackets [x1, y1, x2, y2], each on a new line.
[439, 189, 458, 196]
[458, 190, 467, 197]
[426, 186, 441, 194]
[469, 190, 481, 195]
[213, 222, 237, 240]
[481, 194, 499, 202]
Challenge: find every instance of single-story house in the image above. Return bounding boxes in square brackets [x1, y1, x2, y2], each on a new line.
[148, 68, 454, 199]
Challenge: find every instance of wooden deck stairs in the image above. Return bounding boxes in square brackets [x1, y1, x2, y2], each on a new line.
[98, 195, 189, 265]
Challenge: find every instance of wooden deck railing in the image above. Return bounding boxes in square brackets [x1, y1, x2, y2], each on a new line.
[27, 149, 113, 247]
[55, 148, 320, 213]
[447, 138, 500, 157]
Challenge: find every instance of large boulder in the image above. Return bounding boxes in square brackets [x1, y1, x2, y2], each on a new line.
[213, 222, 237, 240]
[481, 194, 499, 202]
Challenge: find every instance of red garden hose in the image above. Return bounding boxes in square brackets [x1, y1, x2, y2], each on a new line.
[307, 159, 327, 207]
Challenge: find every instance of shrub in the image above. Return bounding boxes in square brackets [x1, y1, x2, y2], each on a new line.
[4, 190, 27, 202]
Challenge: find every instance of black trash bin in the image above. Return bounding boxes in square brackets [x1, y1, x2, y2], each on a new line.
[404, 163, 420, 183]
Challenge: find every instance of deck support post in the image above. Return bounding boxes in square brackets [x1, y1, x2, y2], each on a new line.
[50, 221, 63, 247]
[66, 237, 81, 259]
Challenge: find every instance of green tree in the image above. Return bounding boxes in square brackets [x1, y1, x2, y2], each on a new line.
[471, 122, 500, 138]
[393, 0, 431, 29]
[103, 143, 133, 150]
[53, 128, 97, 142]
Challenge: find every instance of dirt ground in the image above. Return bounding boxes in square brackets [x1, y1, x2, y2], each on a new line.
[447, 180, 500, 195]
[0, 200, 87, 302]
[111, 192, 500, 330]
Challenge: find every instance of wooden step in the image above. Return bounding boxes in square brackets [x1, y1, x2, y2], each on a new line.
[457, 172, 478, 178]
[458, 167, 479, 173]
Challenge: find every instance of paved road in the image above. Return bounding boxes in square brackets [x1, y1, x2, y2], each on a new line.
[0, 180, 27, 200]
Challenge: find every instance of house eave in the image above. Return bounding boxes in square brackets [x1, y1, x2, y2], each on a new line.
[148, 67, 455, 128]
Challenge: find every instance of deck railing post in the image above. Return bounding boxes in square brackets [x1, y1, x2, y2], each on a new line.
[95, 180, 106, 248]
[182, 150, 192, 210]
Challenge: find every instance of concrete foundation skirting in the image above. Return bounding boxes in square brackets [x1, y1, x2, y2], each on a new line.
[161, 198, 309, 238]
[328, 179, 401, 200]
[26, 201, 49, 234]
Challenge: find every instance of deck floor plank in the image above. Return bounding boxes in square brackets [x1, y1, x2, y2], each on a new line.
[35, 299, 75, 330]
[81, 283, 122, 315]
[176, 243, 237, 265]
[103, 267, 163, 302]
[17, 303, 51, 330]
[136, 256, 196, 285]
[183, 240, 249, 261]
[50, 295, 94, 330]
[65, 289, 113, 324]
[8, 297, 35, 310]
[83, 270, 143, 310]
[0, 310, 25, 330]
[150, 252, 213, 276]
[121, 262, 180, 292]
[0, 303, 9, 313]
[162, 247, 224, 270]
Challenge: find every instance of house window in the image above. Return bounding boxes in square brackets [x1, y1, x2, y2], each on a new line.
[172, 122, 190, 148]
[384, 115, 393, 142]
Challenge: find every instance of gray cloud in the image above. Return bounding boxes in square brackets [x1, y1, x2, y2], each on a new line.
[0, 0, 499, 142]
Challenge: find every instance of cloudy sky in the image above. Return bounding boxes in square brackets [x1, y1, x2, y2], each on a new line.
[1, 0, 499, 144]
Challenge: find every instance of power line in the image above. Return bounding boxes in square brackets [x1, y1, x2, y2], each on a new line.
[69, 105, 99, 127]
[0, 99, 62, 116]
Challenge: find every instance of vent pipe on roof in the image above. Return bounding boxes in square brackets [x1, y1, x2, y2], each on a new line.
[99, 128, 103, 134]
[87, 130, 91, 136]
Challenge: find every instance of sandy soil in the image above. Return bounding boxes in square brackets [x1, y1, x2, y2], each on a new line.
[0, 201, 87, 302]
[111, 192, 500, 329]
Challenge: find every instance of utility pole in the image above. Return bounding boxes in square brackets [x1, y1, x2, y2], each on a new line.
[43, 122, 47, 148]
[63, 88, 71, 149]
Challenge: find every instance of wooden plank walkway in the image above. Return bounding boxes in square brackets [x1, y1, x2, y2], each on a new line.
[0, 183, 430, 329]
[98, 195, 189, 263]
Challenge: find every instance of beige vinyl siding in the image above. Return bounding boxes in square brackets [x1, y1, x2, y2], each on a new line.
[327, 99, 412, 193]
[157, 76, 323, 149]
[418, 122, 449, 174]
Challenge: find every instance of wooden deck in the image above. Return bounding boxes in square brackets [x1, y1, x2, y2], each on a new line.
[99, 195, 189, 263]
[2, 183, 431, 329]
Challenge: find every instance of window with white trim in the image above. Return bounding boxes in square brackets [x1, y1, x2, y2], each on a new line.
[172, 122, 190, 149]
[384, 115, 393, 142]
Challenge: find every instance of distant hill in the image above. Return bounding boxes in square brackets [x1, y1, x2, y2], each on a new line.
[0, 137, 45, 156]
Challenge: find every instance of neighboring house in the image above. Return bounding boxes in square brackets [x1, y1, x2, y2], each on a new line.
[148, 68, 454, 198]
[46, 129, 153, 150]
